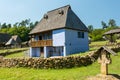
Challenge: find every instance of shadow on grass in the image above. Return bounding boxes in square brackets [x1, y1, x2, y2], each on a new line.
[109, 74, 120, 79]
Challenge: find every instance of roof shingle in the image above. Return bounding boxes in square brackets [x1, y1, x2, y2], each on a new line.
[29, 5, 88, 34]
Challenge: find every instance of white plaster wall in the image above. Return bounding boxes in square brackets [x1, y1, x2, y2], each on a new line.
[53, 29, 65, 46]
[65, 29, 89, 55]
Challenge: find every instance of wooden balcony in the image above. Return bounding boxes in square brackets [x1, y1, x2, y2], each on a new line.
[30, 40, 53, 47]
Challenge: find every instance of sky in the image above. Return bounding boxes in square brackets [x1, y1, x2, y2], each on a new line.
[0, 0, 120, 28]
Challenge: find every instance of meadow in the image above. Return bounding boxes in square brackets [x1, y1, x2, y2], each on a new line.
[0, 41, 120, 80]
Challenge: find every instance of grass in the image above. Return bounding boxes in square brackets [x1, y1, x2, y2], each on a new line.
[0, 52, 120, 80]
[0, 48, 28, 54]
[89, 40, 107, 47]
[5, 52, 25, 58]
[0, 62, 100, 80]
[0, 41, 120, 80]
[109, 52, 120, 74]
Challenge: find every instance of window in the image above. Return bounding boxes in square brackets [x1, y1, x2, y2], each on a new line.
[78, 32, 84, 38]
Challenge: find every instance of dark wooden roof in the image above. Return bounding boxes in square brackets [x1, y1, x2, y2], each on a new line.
[104, 28, 120, 35]
[12, 35, 21, 43]
[29, 5, 88, 34]
[5, 38, 16, 45]
[5, 35, 22, 45]
[0, 33, 11, 44]
[99, 46, 117, 56]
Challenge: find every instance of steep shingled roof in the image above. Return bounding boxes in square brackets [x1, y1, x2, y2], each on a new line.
[29, 5, 88, 34]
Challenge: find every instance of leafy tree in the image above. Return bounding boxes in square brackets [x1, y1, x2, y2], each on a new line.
[101, 21, 107, 29]
[7, 24, 11, 28]
[13, 22, 19, 27]
[108, 19, 116, 27]
[1, 23, 7, 28]
[88, 25, 94, 32]
[34, 21, 39, 26]
[0, 23, 1, 29]
[19, 19, 30, 27]
[90, 29, 105, 41]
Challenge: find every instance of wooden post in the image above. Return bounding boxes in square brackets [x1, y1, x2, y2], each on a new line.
[98, 50, 111, 75]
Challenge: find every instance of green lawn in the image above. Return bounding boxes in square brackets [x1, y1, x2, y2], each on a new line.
[0, 52, 120, 80]
[5, 52, 25, 58]
[0, 63, 100, 80]
[0, 41, 120, 80]
[0, 48, 28, 54]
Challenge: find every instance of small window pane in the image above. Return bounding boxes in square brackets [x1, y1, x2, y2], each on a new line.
[78, 32, 84, 38]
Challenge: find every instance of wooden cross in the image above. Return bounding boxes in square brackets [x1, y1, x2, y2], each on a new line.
[98, 50, 111, 75]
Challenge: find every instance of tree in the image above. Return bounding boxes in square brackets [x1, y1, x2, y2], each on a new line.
[88, 25, 93, 32]
[29, 22, 34, 30]
[91, 29, 104, 41]
[7, 24, 11, 28]
[13, 22, 19, 27]
[1, 23, 7, 29]
[108, 19, 116, 27]
[0, 23, 1, 29]
[101, 21, 107, 29]
[19, 19, 30, 27]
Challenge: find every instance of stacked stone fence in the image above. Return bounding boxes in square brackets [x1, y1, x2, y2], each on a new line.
[0, 47, 119, 69]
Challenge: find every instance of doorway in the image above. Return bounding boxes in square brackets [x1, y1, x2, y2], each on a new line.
[40, 47, 44, 57]
[39, 36, 42, 40]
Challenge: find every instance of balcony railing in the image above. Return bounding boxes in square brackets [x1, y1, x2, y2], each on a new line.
[30, 40, 53, 47]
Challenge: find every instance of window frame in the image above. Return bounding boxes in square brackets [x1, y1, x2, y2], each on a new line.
[78, 31, 84, 38]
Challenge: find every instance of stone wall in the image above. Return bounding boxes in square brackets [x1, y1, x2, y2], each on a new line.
[0, 47, 119, 69]
[0, 53, 97, 69]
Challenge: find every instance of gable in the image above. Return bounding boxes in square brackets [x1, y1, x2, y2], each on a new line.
[65, 9, 88, 31]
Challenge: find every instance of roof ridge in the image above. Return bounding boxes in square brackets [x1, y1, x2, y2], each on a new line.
[47, 5, 71, 13]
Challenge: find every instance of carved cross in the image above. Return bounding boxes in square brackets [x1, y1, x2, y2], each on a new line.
[98, 50, 111, 75]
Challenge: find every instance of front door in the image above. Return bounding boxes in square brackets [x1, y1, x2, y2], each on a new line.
[40, 47, 44, 57]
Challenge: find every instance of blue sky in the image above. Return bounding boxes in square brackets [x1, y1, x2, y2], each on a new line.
[0, 0, 120, 28]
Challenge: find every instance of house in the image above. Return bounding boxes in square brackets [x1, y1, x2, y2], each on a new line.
[5, 35, 22, 47]
[29, 5, 89, 58]
[0, 33, 11, 47]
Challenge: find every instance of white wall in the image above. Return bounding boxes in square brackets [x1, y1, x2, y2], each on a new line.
[53, 29, 65, 46]
[65, 29, 89, 55]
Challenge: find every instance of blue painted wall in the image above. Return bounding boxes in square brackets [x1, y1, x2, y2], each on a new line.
[65, 29, 89, 55]
[52, 29, 89, 56]
[30, 47, 40, 57]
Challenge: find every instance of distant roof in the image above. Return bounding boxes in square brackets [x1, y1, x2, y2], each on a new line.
[12, 35, 21, 43]
[5, 35, 21, 45]
[104, 28, 120, 35]
[0, 33, 11, 44]
[29, 5, 88, 34]
[5, 38, 16, 45]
